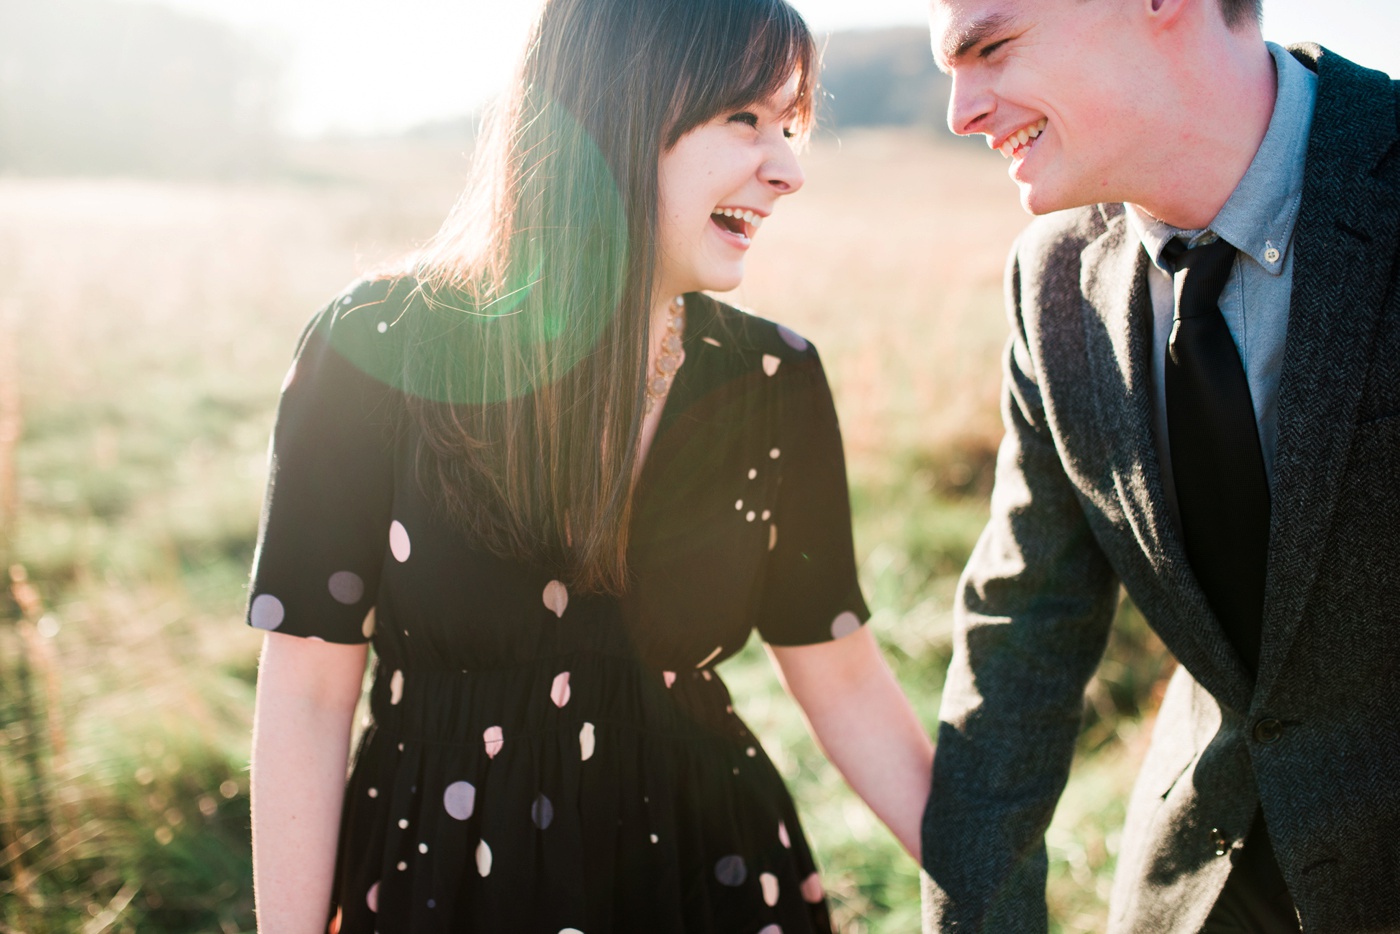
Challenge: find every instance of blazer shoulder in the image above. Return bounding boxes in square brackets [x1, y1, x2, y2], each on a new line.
[1009, 205, 1128, 322]
[1014, 205, 1118, 273]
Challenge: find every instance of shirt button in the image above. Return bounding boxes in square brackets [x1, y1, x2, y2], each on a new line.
[1265, 246, 1281, 264]
[1211, 828, 1230, 857]
[1253, 718, 1284, 744]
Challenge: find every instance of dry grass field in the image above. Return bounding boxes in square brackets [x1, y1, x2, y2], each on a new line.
[0, 129, 1169, 932]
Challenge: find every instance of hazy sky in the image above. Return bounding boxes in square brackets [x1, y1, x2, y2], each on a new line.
[130, 0, 1400, 135]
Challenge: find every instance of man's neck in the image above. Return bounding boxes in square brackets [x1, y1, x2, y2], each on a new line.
[1132, 37, 1278, 230]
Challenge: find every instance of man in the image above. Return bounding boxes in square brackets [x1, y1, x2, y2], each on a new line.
[921, 0, 1400, 931]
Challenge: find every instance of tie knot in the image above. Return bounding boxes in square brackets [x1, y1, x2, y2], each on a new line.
[1164, 236, 1236, 318]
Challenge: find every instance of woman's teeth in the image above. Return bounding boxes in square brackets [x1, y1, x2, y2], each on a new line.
[712, 207, 764, 229]
[998, 119, 1047, 158]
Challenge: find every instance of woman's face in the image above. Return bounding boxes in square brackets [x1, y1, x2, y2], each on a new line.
[655, 77, 806, 300]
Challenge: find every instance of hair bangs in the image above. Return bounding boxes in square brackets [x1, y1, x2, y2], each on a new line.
[665, 0, 818, 148]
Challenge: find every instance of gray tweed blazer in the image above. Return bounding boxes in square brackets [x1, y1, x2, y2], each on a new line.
[921, 46, 1400, 934]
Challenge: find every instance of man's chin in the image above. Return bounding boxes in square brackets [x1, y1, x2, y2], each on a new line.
[1017, 183, 1083, 217]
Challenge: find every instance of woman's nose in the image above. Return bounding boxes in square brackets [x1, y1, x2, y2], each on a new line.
[761, 140, 805, 195]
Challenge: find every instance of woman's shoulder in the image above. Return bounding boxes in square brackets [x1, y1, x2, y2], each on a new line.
[304, 274, 422, 350]
[694, 293, 824, 374]
[288, 274, 431, 392]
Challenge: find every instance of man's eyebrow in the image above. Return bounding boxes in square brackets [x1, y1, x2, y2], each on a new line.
[941, 12, 1014, 65]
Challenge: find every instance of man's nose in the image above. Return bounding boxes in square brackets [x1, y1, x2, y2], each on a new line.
[946, 73, 995, 137]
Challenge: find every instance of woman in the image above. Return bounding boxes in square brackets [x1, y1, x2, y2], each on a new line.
[247, 0, 932, 931]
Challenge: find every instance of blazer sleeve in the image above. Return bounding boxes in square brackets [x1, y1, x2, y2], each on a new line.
[921, 239, 1121, 932]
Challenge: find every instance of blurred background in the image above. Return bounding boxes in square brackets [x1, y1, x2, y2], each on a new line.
[0, 0, 1394, 931]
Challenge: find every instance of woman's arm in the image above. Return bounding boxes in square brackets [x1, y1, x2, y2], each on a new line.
[251, 632, 367, 933]
[768, 627, 933, 860]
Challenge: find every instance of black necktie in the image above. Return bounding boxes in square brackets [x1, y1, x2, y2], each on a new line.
[1163, 237, 1271, 677]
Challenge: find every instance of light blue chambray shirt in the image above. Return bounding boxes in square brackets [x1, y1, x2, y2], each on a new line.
[1127, 43, 1317, 524]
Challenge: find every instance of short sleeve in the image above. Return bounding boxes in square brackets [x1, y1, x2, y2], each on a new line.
[245, 282, 400, 644]
[756, 343, 870, 646]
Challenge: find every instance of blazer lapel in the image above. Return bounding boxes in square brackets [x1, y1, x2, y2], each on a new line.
[1258, 47, 1400, 695]
[1079, 213, 1254, 711]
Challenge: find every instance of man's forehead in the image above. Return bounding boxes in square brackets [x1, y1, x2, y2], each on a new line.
[929, 0, 1019, 71]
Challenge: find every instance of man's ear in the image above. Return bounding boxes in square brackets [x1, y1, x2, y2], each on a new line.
[1144, 0, 1190, 29]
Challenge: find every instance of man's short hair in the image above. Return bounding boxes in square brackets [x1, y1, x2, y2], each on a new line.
[1221, 0, 1264, 28]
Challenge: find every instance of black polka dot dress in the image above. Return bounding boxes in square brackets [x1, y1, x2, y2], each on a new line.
[247, 278, 870, 934]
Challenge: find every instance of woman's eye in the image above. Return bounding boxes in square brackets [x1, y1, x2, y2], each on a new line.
[727, 112, 759, 128]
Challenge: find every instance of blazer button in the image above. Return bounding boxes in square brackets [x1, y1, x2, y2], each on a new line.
[1211, 828, 1229, 857]
[1253, 718, 1284, 744]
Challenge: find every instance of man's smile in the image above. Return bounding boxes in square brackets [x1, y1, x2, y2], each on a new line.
[993, 118, 1048, 159]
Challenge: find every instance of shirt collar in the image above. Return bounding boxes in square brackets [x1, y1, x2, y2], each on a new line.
[1127, 42, 1317, 276]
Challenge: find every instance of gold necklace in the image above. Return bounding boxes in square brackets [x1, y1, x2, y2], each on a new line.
[645, 295, 685, 413]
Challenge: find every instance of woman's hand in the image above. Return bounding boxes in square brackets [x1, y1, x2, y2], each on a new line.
[768, 627, 933, 860]
[251, 632, 367, 933]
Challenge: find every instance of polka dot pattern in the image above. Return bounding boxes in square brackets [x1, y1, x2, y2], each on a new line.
[443, 781, 476, 821]
[714, 855, 747, 887]
[327, 571, 364, 605]
[543, 580, 569, 618]
[831, 611, 861, 640]
[389, 521, 411, 562]
[579, 722, 596, 761]
[249, 296, 857, 927]
[777, 324, 809, 351]
[531, 794, 554, 829]
[250, 594, 284, 631]
[550, 671, 571, 707]
[476, 839, 492, 877]
[801, 872, 823, 903]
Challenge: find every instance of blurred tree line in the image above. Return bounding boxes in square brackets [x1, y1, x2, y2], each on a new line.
[0, 0, 280, 176]
[819, 27, 953, 135]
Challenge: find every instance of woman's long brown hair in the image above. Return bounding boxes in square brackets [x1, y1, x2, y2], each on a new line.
[402, 0, 817, 595]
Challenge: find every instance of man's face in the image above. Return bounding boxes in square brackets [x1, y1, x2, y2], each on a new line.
[930, 0, 1156, 215]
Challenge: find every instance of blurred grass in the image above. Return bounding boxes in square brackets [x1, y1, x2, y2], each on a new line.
[0, 131, 1171, 932]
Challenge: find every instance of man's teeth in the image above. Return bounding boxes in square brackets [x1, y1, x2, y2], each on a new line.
[713, 208, 764, 229]
[997, 119, 1047, 158]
